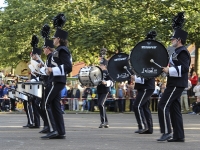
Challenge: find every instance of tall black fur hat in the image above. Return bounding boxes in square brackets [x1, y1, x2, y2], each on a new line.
[170, 12, 188, 41]
[52, 13, 68, 40]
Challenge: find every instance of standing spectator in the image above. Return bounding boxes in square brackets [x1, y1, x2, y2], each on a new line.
[2, 84, 9, 97]
[91, 87, 97, 112]
[189, 64, 195, 77]
[151, 81, 160, 112]
[127, 83, 137, 112]
[116, 84, 126, 113]
[9, 82, 16, 111]
[0, 80, 5, 97]
[181, 80, 192, 112]
[189, 71, 198, 97]
[82, 86, 92, 111]
[0, 71, 5, 81]
[60, 86, 67, 114]
[71, 83, 81, 111]
[67, 85, 73, 111]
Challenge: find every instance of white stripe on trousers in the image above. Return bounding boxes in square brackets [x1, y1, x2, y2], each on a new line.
[163, 87, 176, 134]
[44, 85, 54, 132]
[27, 102, 32, 125]
[137, 89, 146, 129]
[101, 93, 109, 124]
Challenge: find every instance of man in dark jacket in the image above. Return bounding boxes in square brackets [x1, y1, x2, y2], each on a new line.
[157, 28, 190, 142]
[97, 57, 113, 128]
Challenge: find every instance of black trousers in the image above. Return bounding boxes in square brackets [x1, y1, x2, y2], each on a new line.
[98, 93, 109, 124]
[10, 98, 16, 111]
[133, 89, 154, 131]
[158, 86, 185, 139]
[31, 97, 40, 126]
[23, 100, 34, 125]
[130, 98, 135, 112]
[45, 82, 65, 135]
[38, 88, 49, 127]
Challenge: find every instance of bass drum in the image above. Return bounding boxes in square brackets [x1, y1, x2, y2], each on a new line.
[129, 40, 169, 78]
[78, 66, 103, 87]
[107, 53, 133, 82]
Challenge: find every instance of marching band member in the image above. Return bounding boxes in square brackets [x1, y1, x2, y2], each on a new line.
[28, 35, 42, 128]
[132, 75, 155, 134]
[157, 12, 190, 142]
[41, 13, 72, 139]
[38, 24, 54, 133]
[97, 56, 113, 128]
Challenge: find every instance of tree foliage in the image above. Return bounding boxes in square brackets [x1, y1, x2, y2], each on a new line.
[0, 0, 199, 68]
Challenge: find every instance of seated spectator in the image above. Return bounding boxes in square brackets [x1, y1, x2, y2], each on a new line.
[15, 99, 24, 112]
[188, 96, 200, 115]
[1, 95, 11, 112]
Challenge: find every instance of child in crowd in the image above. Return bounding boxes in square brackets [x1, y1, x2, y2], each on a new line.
[15, 99, 24, 112]
[188, 96, 200, 115]
[1, 95, 11, 112]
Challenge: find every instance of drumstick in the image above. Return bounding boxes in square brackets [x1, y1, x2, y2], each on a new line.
[150, 59, 162, 68]
[123, 66, 132, 76]
[35, 53, 47, 68]
[150, 59, 169, 77]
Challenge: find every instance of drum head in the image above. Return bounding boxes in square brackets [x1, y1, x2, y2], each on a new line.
[89, 66, 103, 86]
[107, 53, 133, 82]
[78, 66, 103, 86]
[129, 40, 169, 78]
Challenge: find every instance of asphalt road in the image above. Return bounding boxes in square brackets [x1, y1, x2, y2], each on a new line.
[0, 112, 200, 150]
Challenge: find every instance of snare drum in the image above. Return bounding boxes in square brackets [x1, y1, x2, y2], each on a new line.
[23, 82, 43, 98]
[8, 90, 15, 99]
[15, 91, 28, 101]
[16, 82, 23, 93]
[78, 66, 103, 87]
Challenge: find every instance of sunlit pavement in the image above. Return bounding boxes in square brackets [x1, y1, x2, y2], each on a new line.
[0, 113, 200, 150]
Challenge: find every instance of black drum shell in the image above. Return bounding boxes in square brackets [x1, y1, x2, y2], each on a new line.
[107, 53, 133, 82]
[129, 40, 169, 78]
